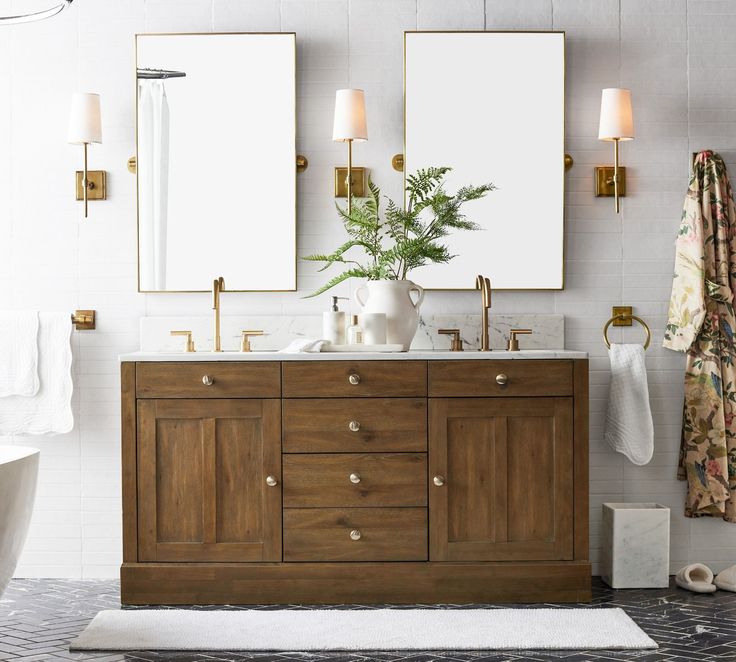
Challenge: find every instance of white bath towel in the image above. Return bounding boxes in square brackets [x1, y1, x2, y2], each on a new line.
[278, 339, 328, 353]
[605, 343, 654, 465]
[0, 312, 73, 435]
[0, 311, 40, 397]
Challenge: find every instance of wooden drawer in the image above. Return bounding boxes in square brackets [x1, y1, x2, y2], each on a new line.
[284, 507, 428, 561]
[136, 362, 280, 398]
[282, 361, 427, 398]
[283, 453, 427, 507]
[429, 360, 573, 397]
[283, 398, 427, 453]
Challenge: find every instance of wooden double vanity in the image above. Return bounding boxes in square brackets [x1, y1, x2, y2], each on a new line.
[120, 352, 590, 604]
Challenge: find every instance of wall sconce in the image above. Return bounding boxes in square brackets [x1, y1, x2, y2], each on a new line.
[595, 88, 634, 213]
[67, 92, 105, 218]
[332, 88, 367, 214]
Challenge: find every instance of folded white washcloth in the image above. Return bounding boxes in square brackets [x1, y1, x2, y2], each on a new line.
[0, 310, 40, 397]
[0, 312, 73, 435]
[278, 339, 329, 353]
[604, 343, 654, 465]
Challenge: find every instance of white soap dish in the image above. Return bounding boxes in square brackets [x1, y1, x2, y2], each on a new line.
[322, 343, 405, 353]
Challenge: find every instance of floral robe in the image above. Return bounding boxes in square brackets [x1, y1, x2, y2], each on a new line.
[664, 150, 736, 522]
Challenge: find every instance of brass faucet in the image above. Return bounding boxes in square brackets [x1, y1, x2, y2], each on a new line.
[476, 274, 492, 351]
[212, 276, 225, 352]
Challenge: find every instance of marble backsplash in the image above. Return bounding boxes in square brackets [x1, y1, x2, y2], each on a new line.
[140, 314, 564, 353]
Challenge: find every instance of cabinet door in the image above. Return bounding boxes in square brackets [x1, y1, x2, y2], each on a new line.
[137, 399, 281, 562]
[429, 398, 573, 561]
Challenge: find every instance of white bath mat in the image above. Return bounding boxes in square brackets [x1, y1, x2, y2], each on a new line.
[70, 608, 657, 651]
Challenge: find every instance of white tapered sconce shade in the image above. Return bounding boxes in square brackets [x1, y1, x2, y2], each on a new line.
[598, 88, 634, 142]
[596, 88, 634, 214]
[67, 93, 102, 145]
[67, 92, 105, 219]
[332, 89, 368, 214]
[332, 89, 367, 142]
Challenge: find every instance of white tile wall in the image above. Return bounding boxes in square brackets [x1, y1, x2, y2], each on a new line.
[3, 0, 736, 579]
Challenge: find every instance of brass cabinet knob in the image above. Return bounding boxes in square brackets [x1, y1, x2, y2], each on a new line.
[350, 529, 362, 541]
[433, 475, 446, 487]
[495, 373, 508, 386]
[349, 472, 361, 484]
[202, 375, 214, 386]
[266, 475, 278, 487]
[348, 420, 361, 432]
[348, 373, 361, 385]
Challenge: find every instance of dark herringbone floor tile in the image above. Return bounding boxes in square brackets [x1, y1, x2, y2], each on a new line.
[2, 578, 736, 661]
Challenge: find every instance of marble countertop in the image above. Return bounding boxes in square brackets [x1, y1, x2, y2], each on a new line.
[120, 349, 587, 362]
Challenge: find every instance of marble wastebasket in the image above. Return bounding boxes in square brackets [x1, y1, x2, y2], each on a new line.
[601, 503, 670, 589]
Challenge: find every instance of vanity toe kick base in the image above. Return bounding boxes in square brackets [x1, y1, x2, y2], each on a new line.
[121, 358, 590, 604]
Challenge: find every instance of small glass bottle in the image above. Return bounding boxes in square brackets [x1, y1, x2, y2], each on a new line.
[346, 314, 364, 345]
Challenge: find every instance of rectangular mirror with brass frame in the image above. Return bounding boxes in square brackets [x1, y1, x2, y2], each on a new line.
[136, 32, 296, 292]
[404, 31, 565, 290]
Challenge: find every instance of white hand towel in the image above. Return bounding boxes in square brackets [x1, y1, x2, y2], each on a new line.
[0, 312, 73, 435]
[278, 339, 329, 353]
[0, 311, 40, 397]
[604, 343, 654, 465]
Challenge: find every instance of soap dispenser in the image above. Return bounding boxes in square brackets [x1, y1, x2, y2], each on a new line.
[323, 296, 348, 345]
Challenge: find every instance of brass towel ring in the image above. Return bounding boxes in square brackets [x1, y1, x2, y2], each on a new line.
[603, 314, 651, 350]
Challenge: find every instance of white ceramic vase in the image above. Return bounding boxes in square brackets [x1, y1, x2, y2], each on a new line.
[354, 280, 425, 351]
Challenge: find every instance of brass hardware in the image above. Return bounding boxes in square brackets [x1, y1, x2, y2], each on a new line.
[392, 153, 404, 172]
[266, 475, 279, 487]
[202, 375, 214, 386]
[603, 310, 651, 350]
[212, 276, 225, 352]
[350, 529, 362, 541]
[433, 475, 445, 487]
[595, 165, 627, 199]
[71, 310, 95, 330]
[496, 373, 508, 386]
[438, 328, 463, 351]
[334, 166, 366, 199]
[349, 472, 361, 484]
[611, 306, 633, 326]
[475, 275, 492, 351]
[75, 169, 106, 202]
[296, 154, 308, 173]
[348, 420, 361, 432]
[564, 153, 574, 171]
[348, 373, 361, 386]
[171, 330, 195, 352]
[240, 329, 264, 352]
[127, 156, 137, 174]
[507, 328, 532, 352]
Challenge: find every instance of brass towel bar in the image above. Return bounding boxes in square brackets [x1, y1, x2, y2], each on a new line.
[71, 310, 95, 330]
[603, 312, 650, 350]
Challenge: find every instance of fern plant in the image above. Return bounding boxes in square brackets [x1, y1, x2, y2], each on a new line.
[303, 167, 494, 297]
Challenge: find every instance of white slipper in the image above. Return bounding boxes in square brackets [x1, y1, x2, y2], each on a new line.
[715, 565, 736, 592]
[675, 563, 717, 593]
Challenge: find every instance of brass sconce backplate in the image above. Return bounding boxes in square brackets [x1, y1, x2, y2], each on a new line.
[392, 153, 404, 172]
[72, 309, 96, 330]
[611, 306, 633, 327]
[75, 170, 107, 201]
[334, 166, 366, 198]
[594, 166, 627, 197]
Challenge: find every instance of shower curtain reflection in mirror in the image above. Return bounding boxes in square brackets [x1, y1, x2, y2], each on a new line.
[138, 80, 170, 291]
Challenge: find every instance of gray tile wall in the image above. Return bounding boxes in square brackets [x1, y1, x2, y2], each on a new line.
[1, 0, 733, 578]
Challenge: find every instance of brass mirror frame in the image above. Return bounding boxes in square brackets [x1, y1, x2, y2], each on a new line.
[403, 30, 566, 291]
[134, 32, 298, 293]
